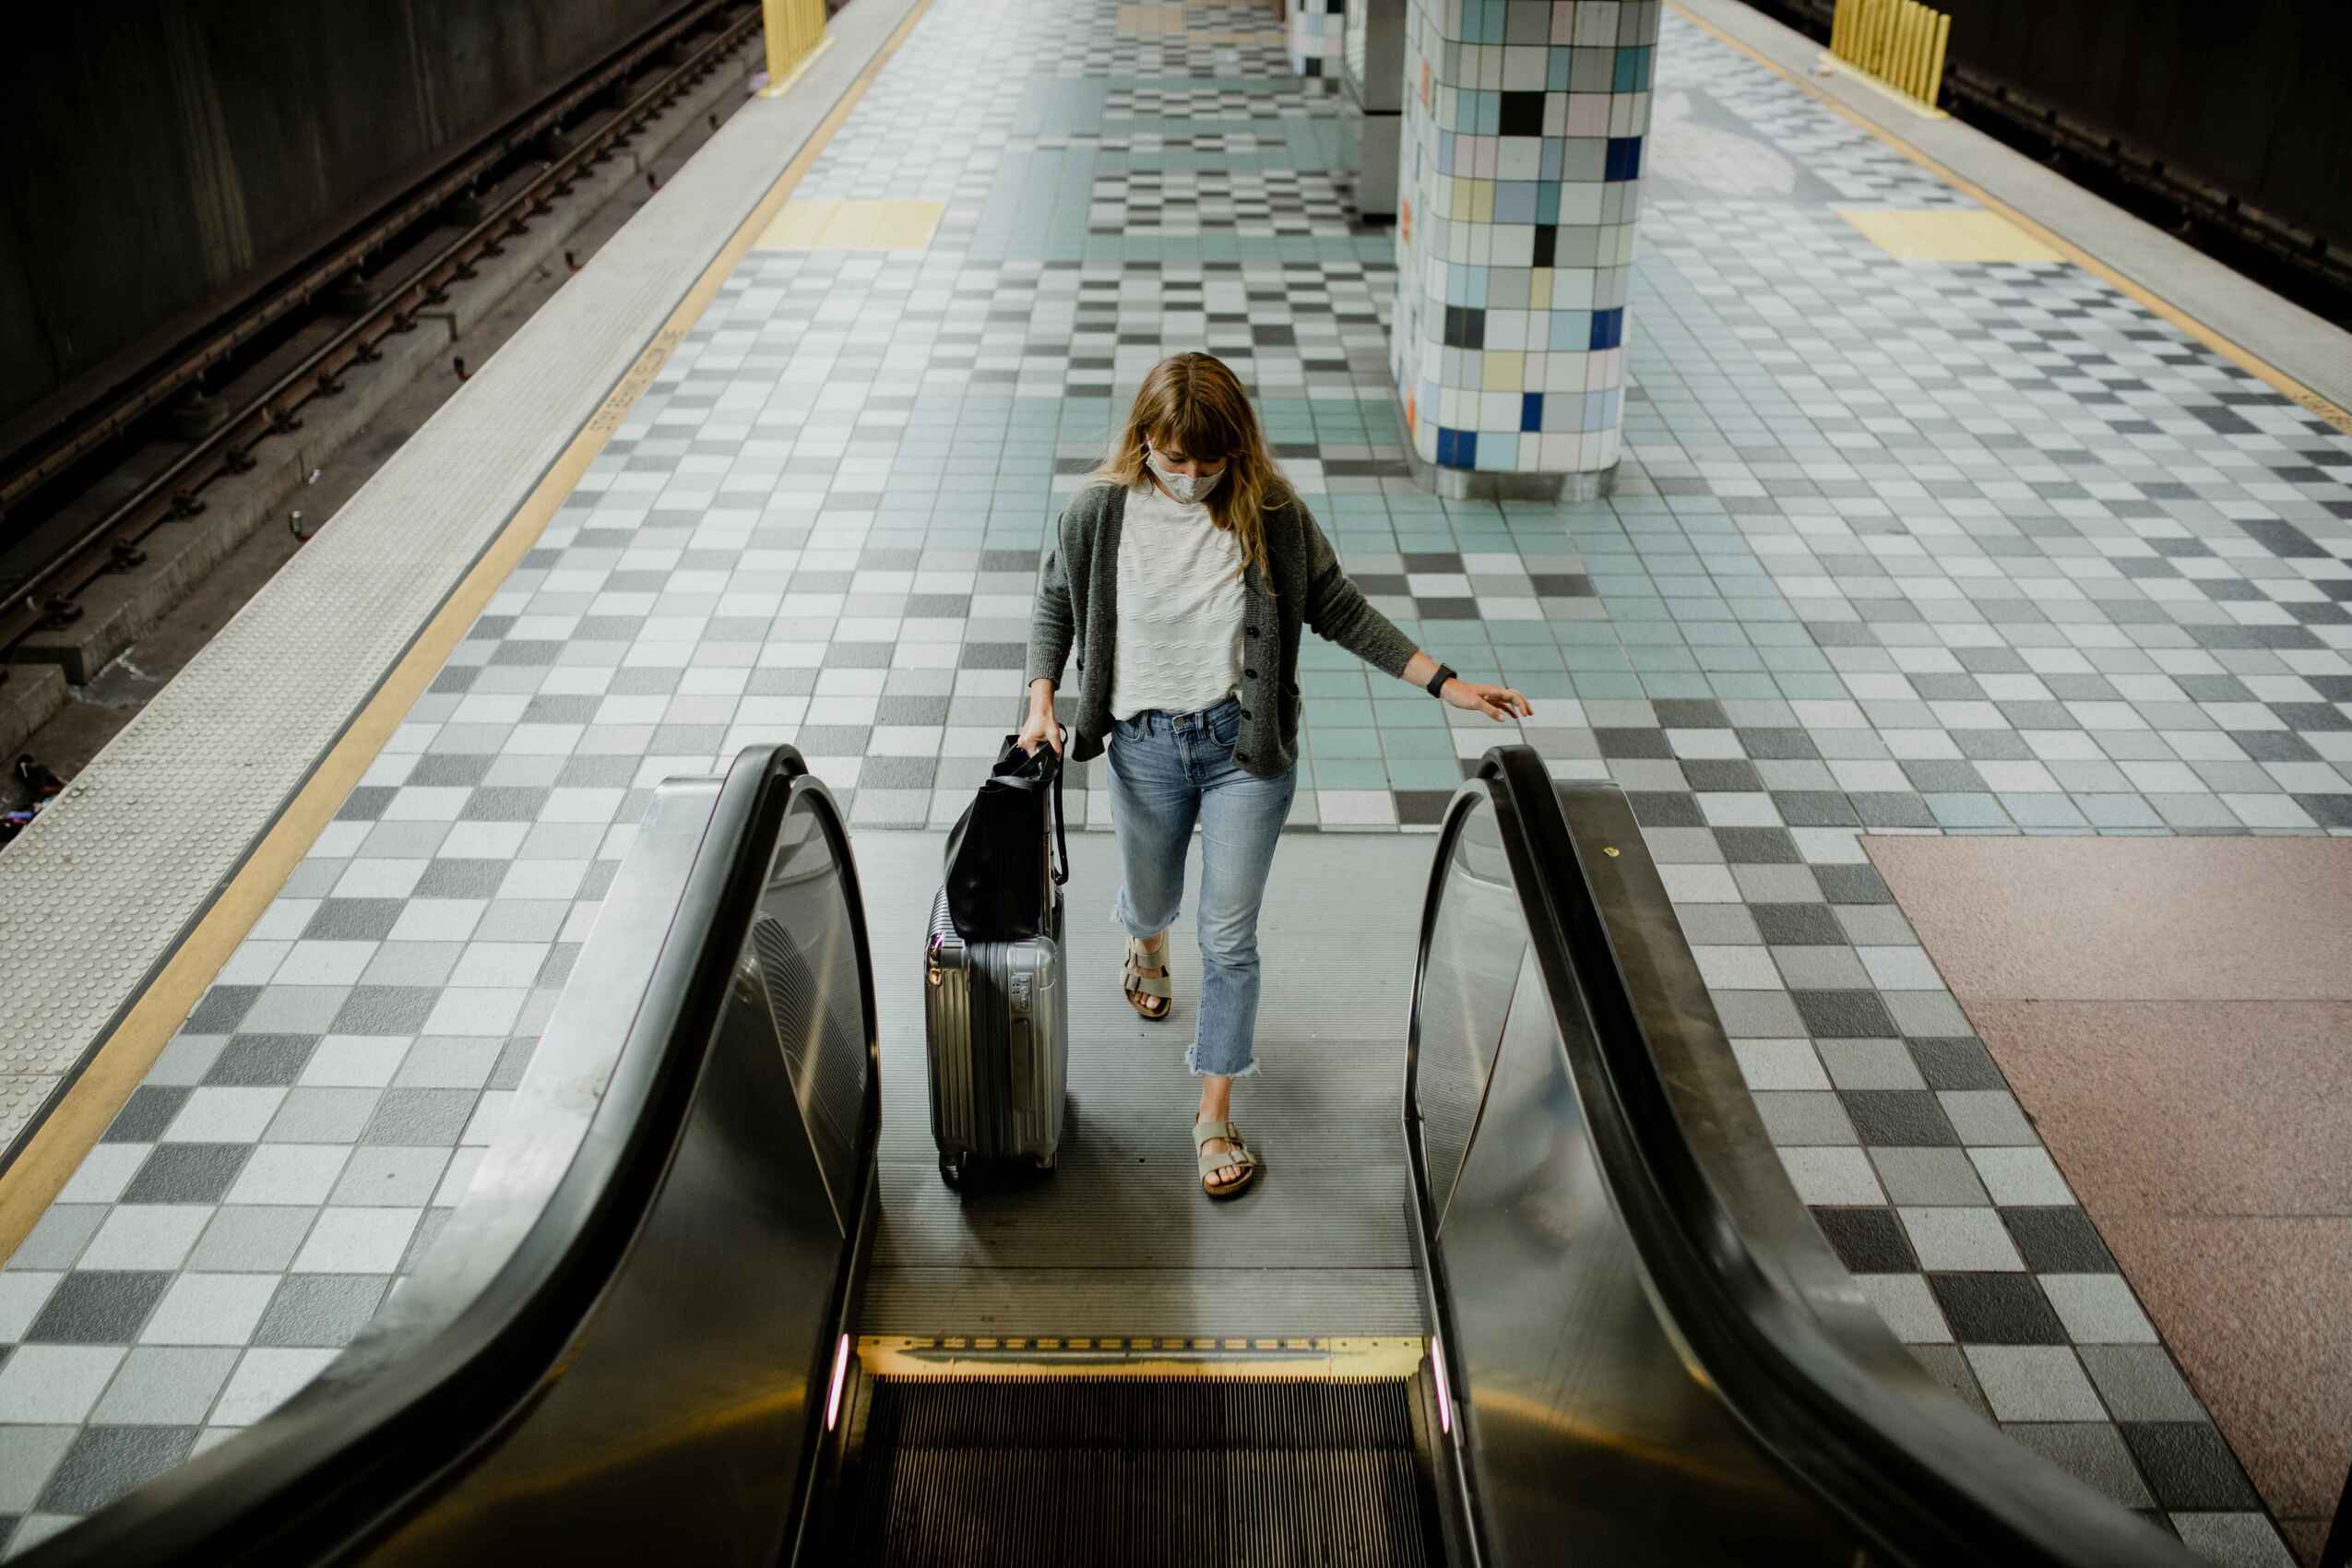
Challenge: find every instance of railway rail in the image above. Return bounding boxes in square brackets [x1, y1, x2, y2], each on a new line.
[0, 0, 764, 681]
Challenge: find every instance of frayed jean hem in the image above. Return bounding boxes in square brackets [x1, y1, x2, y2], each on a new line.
[1185, 1043, 1260, 1080]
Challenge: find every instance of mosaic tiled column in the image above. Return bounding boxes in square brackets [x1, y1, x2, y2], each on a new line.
[1288, 0, 1345, 77]
[1392, 0, 1660, 499]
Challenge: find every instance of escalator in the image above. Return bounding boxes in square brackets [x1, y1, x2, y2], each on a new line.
[22, 745, 2197, 1568]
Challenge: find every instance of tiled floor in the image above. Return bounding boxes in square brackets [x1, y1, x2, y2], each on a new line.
[1871, 834, 2352, 1559]
[0, 0, 2344, 1559]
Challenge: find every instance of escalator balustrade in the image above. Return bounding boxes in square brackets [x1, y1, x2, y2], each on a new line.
[19, 745, 2197, 1568]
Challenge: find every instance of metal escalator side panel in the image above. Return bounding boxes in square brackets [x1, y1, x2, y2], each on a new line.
[1408, 746, 2202, 1568]
[1404, 793, 1521, 1233]
[13, 744, 885, 1568]
[1544, 782, 1926, 1386]
[362, 766, 881, 1567]
[1408, 781, 1857, 1567]
[347, 771, 733, 1378]
[745, 799, 875, 1229]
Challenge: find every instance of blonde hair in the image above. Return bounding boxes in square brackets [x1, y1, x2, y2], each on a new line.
[1095, 352, 1290, 585]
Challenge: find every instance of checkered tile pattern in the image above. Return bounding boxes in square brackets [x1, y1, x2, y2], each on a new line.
[1390, 0, 1660, 478]
[1105, 84, 1339, 119]
[1046, 2, 1297, 79]
[1089, 167, 1369, 235]
[1288, 0, 1345, 78]
[0, 0, 2340, 1557]
[1657, 11, 1970, 208]
[1022, 130, 1287, 154]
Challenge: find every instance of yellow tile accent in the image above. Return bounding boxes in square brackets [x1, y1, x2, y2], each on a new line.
[755, 197, 944, 252]
[1836, 208, 2063, 263]
[1118, 3, 1184, 35]
[758, 197, 839, 248]
[1530, 268, 1553, 311]
[855, 1335, 1426, 1382]
[1482, 351, 1526, 391]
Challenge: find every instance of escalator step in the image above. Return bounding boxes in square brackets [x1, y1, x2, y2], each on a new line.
[839, 1377, 1438, 1567]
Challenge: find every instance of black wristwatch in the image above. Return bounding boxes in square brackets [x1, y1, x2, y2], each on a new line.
[1425, 663, 1456, 700]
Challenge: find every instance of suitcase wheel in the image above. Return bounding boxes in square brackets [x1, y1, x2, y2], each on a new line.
[938, 1154, 965, 1189]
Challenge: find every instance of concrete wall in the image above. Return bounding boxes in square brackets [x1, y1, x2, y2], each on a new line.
[0, 0, 693, 443]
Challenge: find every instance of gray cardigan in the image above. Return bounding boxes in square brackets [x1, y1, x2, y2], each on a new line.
[1027, 482, 1420, 778]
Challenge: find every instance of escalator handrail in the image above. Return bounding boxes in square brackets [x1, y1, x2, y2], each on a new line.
[25, 745, 883, 1568]
[1408, 746, 2194, 1568]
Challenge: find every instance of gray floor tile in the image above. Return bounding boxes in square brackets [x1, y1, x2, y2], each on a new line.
[23, 1272, 171, 1346]
[0, 1348, 125, 1424]
[185, 1208, 317, 1275]
[1964, 1347, 2107, 1421]
[137, 1276, 277, 1348]
[1818, 1039, 1926, 1091]
[88, 1347, 241, 1426]
[361, 1090, 478, 1147]
[263, 1089, 384, 1146]
[2076, 1345, 2208, 1422]
[2123, 1422, 2263, 1511]
[2040, 1274, 2158, 1344]
[5, 1209, 106, 1273]
[253, 1276, 390, 1348]
[34, 1424, 198, 1514]
[1899, 1207, 2025, 1271]
[328, 1148, 452, 1208]
[1938, 1090, 2039, 1146]
[0, 1427, 77, 1514]
[1870, 1147, 1990, 1207]
[2168, 1511, 2300, 1567]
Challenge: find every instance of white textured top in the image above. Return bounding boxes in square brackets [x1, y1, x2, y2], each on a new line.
[1111, 481, 1248, 721]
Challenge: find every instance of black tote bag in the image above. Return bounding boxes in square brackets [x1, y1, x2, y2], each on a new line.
[942, 734, 1069, 941]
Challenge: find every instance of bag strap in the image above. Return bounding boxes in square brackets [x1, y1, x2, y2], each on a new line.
[1045, 727, 1070, 886]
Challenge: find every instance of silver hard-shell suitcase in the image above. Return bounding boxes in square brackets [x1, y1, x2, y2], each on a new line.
[923, 886, 1068, 1186]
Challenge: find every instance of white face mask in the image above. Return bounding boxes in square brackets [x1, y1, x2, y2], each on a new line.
[1146, 447, 1224, 505]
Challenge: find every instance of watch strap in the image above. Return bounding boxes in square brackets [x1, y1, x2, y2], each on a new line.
[1425, 663, 1456, 699]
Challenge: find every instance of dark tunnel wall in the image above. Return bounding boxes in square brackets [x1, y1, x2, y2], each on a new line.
[0, 0, 695, 445]
[1936, 0, 2352, 252]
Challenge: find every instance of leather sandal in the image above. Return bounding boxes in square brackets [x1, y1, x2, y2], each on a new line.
[1193, 1119, 1261, 1200]
[1123, 936, 1172, 1021]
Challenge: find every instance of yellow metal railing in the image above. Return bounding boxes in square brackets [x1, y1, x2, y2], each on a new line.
[1830, 0, 1952, 111]
[760, 0, 829, 93]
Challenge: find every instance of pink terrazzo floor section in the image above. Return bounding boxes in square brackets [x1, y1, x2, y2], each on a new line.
[1870, 836, 2352, 1561]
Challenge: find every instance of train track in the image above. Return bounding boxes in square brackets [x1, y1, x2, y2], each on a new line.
[0, 0, 763, 679]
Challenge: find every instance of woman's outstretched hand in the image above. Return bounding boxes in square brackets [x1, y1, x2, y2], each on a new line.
[1442, 680, 1534, 723]
[1016, 682, 1063, 756]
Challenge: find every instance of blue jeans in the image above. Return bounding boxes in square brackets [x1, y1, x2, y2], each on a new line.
[1106, 695, 1298, 1079]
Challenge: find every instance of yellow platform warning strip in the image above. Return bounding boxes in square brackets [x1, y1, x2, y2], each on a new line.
[1669, 1, 2352, 438]
[858, 1336, 1428, 1381]
[0, 0, 933, 1265]
[1836, 207, 2063, 263]
[754, 197, 944, 252]
[1117, 4, 1186, 37]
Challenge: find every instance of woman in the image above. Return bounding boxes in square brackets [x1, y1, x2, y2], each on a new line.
[1021, 353, 1530, 1200]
